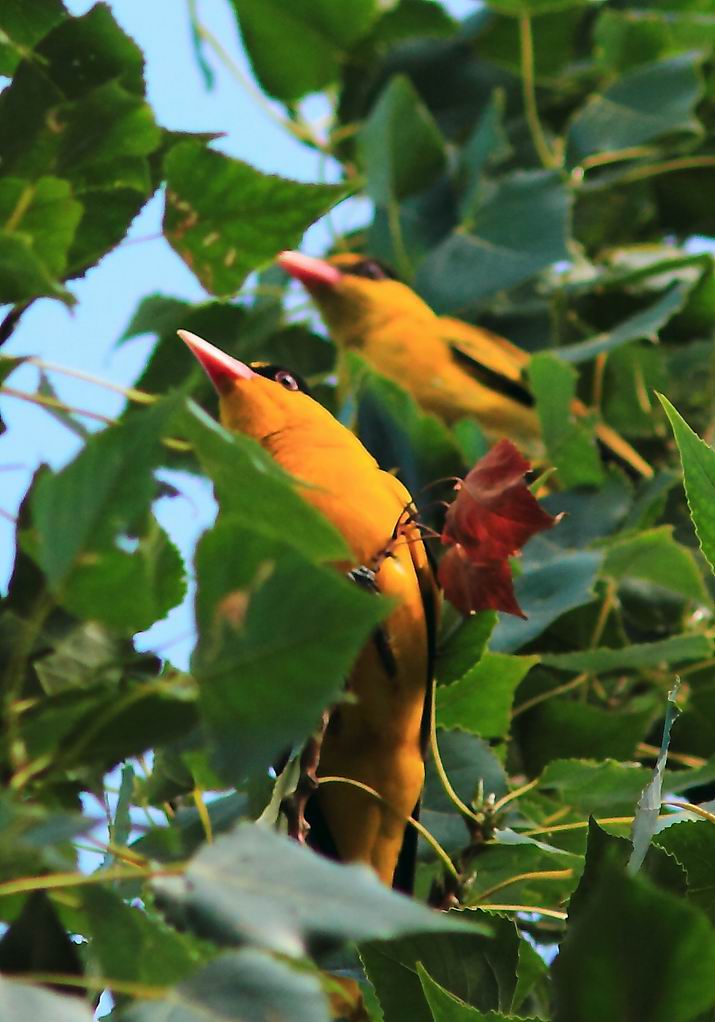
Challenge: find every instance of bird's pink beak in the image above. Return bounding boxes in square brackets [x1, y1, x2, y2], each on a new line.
[178, 330, 256, 393]
[278, 250, 342, 289]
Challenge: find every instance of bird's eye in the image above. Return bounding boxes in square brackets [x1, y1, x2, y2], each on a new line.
[275, 369, 300, 391]
[348, 259, 399, 282]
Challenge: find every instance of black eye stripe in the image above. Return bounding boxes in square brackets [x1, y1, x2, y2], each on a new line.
[343, 259, 400, 282]
[250, 362, 311, 395]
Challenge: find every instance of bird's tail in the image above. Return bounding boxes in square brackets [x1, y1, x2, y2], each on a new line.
[593, 416, 653, 478]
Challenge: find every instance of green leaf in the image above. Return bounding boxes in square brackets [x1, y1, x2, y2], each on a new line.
[556, 284, 690, 363]
[0, 5, 161, 278]
[513, 936, 549, 1017]
[123, 949, 330, 1022]
[436, 611, 497, 686]
[417, 171, 571, 313]
[0, 177, 81, 287]
[351, 356, 464, 497]
[528, 353, 604, 488]
[0, 233, 73, 305]
[120, 293, 192, 342]
[566, 820, 687, 922]
[595, 8, 715, 72]
[656, 821, 715, 925]
[358, 74, 446, 206]
[181, 400, 349, 563]
[361, 915, 519, 1022]
[540, 634, 713, 673]
[658, 394, 715, 575]
[106, 762, 134, 858]
[465, 830, 579, 909]
[80, 886, 208, 986]
[566, 53, 704, 166]
[0, 0, 67, 76]
[515, 696, 655, 775]
[154, 824, 475, 956]
[423, 731, 507, 853]
[0, 890, 82, 982]
[629, 683, 681, 874]
[491, 550, 602, 653]
[603, 526, 709, 602]
[54, 79, 160, 179]
[418, 963, 541, 1021]
[37, 371, 89, 439]
[544, 469, 633, 548]
[163, 141, 348, 297]
[0, 977, 91, 1022]
[58, 519, 186, 633]
[436, 653, 538, 739]
[539, 759, 653, 815]
[458, 90, 511, 221]
[231, 0, 376, 102]
[552, 859, 715, 1022]
[485, 0, 589, 15]
[19, 676, 197, 777]
[30, 398, 176, 589]
[0, 794, 85, 884]
[477, 7, 585, 80]
[0, 355, 26, 386]
[193, 517, 388, 781]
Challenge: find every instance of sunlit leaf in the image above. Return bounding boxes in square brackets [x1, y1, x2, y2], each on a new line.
[436, 652, 538, 738]
[193, 517, 386, 781]
[164, 142, 348, 297]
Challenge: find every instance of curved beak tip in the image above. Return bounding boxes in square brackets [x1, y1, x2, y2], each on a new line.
[177, 329, 255, 392]
[277, 250, 342, 288]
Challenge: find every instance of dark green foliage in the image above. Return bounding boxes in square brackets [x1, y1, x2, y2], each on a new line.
[1, 1, 715, 1020]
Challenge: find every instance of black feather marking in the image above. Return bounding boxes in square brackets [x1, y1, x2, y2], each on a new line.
[449, 343, 534, 407]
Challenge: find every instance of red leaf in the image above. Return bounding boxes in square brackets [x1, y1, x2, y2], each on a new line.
[439, 439, 560, 617]
[443, 439, 558, 560]
[438, 544, 526, 618]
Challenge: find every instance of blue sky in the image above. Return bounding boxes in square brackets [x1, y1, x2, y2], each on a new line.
[0, 0, 474, 668]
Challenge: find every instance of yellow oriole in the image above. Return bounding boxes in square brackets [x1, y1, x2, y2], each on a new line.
[278, 250, 652, 478]
[179, 329, 437, 890]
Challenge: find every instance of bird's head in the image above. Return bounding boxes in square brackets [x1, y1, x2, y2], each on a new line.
[278, 251, 435, 347]
[178, 329, 336, 450]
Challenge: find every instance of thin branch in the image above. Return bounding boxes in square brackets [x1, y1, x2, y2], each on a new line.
[430, 688, 482, 826]
[468, 902, 567, 921]
[22, 356, 157, 404]
[317, 774, 459, 880]
[4, 971, 165, 1000]
[511, 671, 589, 718]
[663, 800, 715, 824]
[518, 15, 558, 170]
[523, 816, 637, 837]
[1, 385, 114, 425]
[582, 155, 715, 193]
[193, 786, 214, 844]
[386, 196, 413, 282]
[474, 868, 573, 903]
[492, 777, 539, 813]
[637, 743, 705, 769]
[0, 303, 29, 348]
[579, 146, 659, 172]
[0, 862, 184, 898]
[191, 16, 328, 153]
